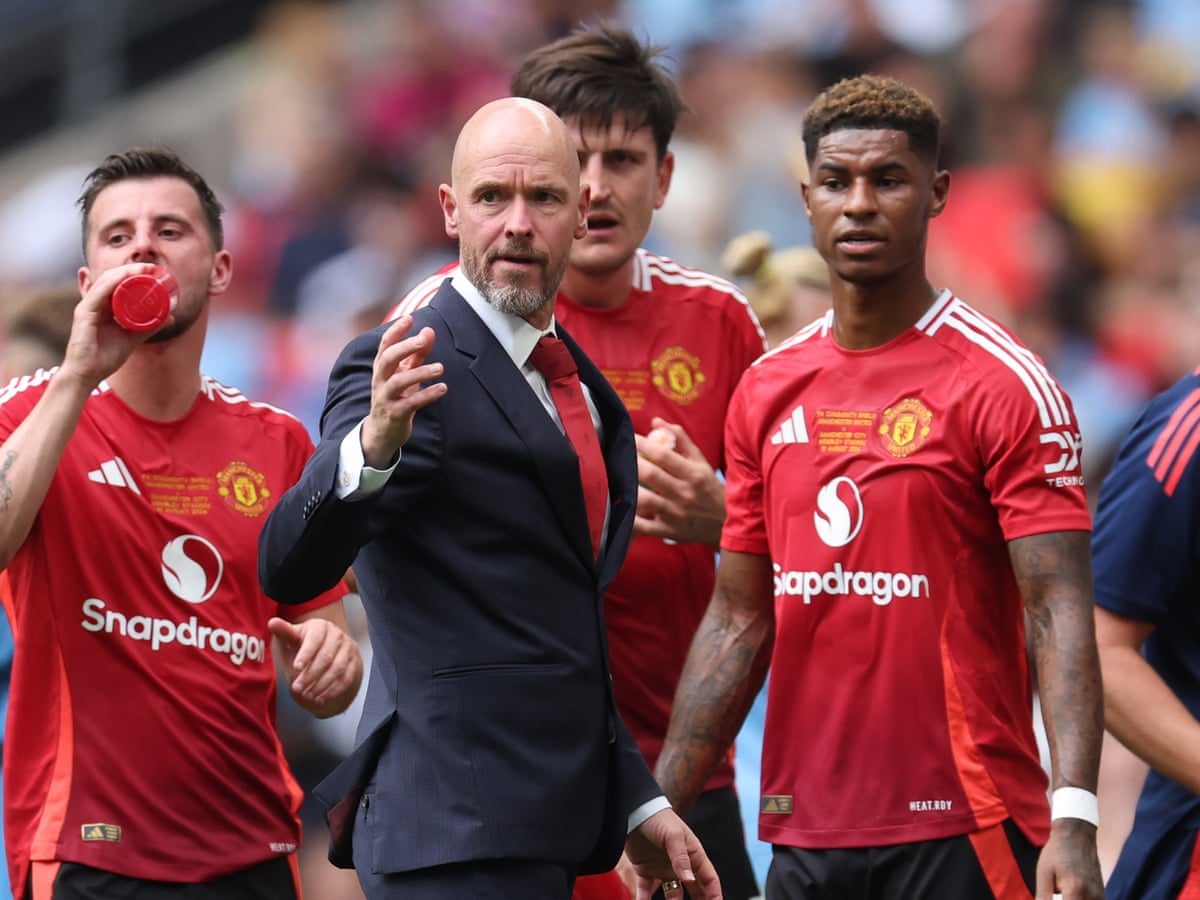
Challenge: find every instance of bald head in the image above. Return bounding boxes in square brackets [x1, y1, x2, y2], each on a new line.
[440, 97, 589, 328]
[451, 97, 581, 188]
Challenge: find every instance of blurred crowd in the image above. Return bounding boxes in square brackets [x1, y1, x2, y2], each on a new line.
[0, 0, 1197, 894]
[2, 0, 1198, 473]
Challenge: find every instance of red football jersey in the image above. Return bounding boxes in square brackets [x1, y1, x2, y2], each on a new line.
[389, 251, 768, 787]
[722, 291, 1091, 849]
[0, 370, 344, 887]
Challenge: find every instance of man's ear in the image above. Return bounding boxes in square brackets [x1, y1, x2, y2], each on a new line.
[439, 184, 459, 238]
[208, 249, 233, 296]
[929, 170, 950, 219]
[575, 183, 591, 240]
[653, 151, 675, 211]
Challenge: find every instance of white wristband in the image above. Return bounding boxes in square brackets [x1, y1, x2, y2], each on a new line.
[1050, 786, 1099, 826]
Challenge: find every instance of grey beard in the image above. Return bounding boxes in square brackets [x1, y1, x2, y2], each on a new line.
[483, 283, 549, 318]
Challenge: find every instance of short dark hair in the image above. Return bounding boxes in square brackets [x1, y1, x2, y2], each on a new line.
[802, 74, 942, 167]
[511, 23, 687, 161]
[77, 146, 225, 255]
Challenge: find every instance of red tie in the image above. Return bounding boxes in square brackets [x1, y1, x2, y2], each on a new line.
[529, 334, 609, 556]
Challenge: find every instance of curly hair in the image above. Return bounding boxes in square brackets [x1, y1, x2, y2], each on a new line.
[511, 22, 687, 161]
[802, 74, 942, 167]
[77, 146, 225, 257]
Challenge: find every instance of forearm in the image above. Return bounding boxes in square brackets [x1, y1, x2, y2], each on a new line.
[656, 607, 771, 813]
[1102, 643, 1200, 795]
[1034, 626, 1104, 792]
[1015, 532, 1104, 791]
[655, 552, 774, 814]
[0, 372, 93, 568]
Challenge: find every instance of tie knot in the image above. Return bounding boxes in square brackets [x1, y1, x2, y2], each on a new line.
[529, 334, 578, 381]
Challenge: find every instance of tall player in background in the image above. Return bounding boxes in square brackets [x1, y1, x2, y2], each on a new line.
[654, 74, 1104, 899]
[0, 148, 362, 899]
[387, 23, 766, 900]
[1091, 365, 1200, 900]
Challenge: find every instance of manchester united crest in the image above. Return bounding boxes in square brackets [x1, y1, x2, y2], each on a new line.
[651, 346, 706, 406]
[216, 461, 270, 517]
[878, 398, 933, 458]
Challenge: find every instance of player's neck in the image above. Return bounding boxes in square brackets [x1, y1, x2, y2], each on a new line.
[106, 326, 206, 421]
[830, 277, 940, 350]
[559, 259, 635, 311]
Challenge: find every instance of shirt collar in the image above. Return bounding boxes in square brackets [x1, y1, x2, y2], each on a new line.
[451, 271, 555, 368]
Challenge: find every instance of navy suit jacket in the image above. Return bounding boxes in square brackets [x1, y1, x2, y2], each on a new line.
[259, 283, 661, 875]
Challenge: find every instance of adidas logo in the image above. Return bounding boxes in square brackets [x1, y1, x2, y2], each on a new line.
[770, 406, 809, 445]
[87, 457, 141, 495]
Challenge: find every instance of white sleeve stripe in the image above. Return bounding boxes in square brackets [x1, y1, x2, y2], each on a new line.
[402, 281, 444, 314]
[388, 271, 455, 319]
[949, 301, 1071, 425]
[633, 247, 650, 291]
[941, 315, 1054, 426]
[643, 259, 744, 294]
[0, 367, 59, 408]
[640, 251, 769, 348]
[201, 375, 302, 421]
[916, 289, 956, 330]
[754, 312, 827, 366]
[936, 306, 1066, 428]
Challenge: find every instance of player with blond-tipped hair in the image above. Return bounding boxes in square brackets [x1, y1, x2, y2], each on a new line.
[655, 74, 1104, 900]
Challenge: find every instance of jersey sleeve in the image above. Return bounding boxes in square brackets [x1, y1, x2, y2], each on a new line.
[727, 289, 770, 370]
[707, 289, 767, 476]
[274, 582, 348, 617]
[1092, 371, 1200, 623]
[385, 261, 458, 322]
[720, 367, 769, 555]
[973, 355, 1092, 540]
[0, 370, 55, 441]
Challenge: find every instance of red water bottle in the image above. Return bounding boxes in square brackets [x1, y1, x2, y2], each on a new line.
[111, 266, 179, 332]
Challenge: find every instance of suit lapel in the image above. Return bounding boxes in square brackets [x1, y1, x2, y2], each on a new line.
[431, 288, 597, 567]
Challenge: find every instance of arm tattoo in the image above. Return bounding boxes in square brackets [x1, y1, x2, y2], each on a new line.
[1010, 530, 1104, 785]
[0, 450, 15, 511]
[657, 567, 774, 812]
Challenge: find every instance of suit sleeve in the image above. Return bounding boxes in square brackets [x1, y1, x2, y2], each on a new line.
[258, 327, 390, 604]
[616, 711, 667, 813]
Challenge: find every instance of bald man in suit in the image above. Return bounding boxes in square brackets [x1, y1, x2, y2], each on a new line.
[259, 98, 721, 900]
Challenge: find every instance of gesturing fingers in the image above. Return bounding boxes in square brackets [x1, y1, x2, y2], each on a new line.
[363, 318, 447, 464]
[374, 318, 443, 401]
